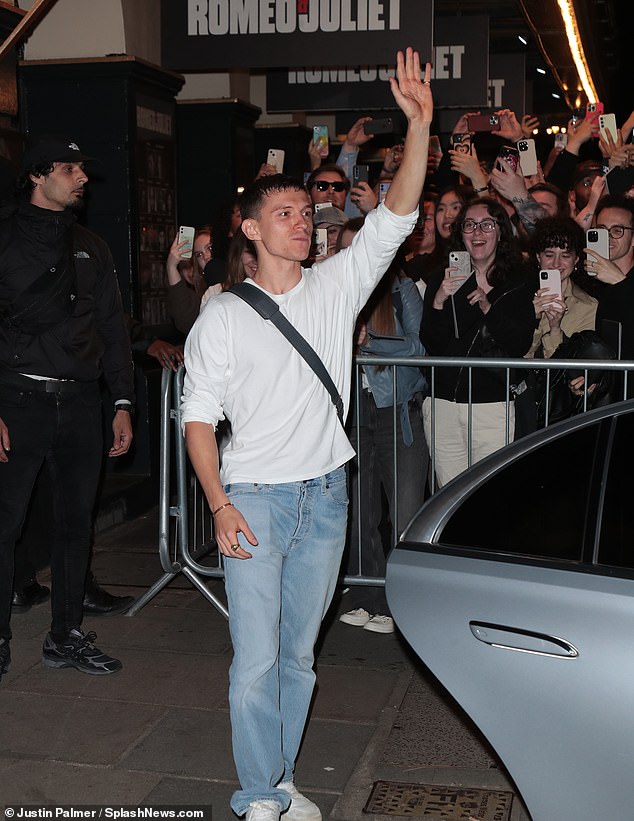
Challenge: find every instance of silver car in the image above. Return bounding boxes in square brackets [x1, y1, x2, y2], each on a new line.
[387, 399, 634, 821]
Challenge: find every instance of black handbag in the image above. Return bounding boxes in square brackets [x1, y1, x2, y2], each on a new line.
[536, 330, 616, 427]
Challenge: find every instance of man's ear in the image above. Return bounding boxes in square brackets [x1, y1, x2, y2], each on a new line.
[241, 218, 260, 242]
[29, 173, 42, 187]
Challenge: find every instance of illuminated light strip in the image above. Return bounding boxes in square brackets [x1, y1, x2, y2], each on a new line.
[556, 0, 598, 102]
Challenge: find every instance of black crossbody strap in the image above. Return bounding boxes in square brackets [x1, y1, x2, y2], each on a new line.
[230, 282, 344, 424]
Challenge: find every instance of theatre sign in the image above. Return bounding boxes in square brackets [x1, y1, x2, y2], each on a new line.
[161, 0, 433, 69]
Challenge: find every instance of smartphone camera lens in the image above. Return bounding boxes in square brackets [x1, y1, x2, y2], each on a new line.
[518, 141, 527, 151]
[588, 231, 598, 242]
[540, 271, 548, 280]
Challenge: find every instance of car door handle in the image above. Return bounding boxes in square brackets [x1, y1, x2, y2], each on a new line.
[470, 621, 579, 659]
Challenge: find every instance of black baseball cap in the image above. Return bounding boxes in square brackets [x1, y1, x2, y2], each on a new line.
[20, 134, 94, 172]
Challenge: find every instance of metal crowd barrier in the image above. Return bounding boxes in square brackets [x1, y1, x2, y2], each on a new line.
[129, 355, 634, 615]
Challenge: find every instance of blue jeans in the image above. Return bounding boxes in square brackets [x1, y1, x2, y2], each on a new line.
[223, 467, 348, 816]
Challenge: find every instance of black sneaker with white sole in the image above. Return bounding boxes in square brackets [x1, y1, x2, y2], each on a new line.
[42, 629, 122, 675]
[0, 637, 10, 681]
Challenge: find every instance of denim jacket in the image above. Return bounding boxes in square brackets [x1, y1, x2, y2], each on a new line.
[358, 276, 427, 445]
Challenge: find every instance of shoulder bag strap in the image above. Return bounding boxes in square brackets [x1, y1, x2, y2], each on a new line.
[230, 281, 344, 424]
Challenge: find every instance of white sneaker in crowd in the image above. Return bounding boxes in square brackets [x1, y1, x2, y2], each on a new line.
[339, 607, 370, 627]
[278, 781, 322, 821]
[246, 800, 281, 821]
[363, 614, 394, 634]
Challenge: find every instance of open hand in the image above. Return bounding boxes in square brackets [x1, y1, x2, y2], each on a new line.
[389, 48, 432, 126]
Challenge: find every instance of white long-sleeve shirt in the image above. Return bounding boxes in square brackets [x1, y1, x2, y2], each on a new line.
[181, 203, 417, 485]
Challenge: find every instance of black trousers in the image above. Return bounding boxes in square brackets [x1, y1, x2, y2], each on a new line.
[0, 380, 103, 641]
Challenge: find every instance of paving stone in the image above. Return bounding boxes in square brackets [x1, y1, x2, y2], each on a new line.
[120, 708, 236, 780]
[0, 759, 161, 804]
[0, 692, 163, 764]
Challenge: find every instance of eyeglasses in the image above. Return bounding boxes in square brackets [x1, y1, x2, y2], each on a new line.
[194, 243, 213, 260]
[596, 224, 634, 240]
[310, 180, 347, 193]
[461, 218, 498, 234]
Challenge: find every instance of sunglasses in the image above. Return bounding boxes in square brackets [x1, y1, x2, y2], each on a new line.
[310, 180, 347, 193]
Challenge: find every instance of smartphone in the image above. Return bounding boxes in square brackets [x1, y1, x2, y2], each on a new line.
[586, 227, 610, 261]
[313, 228, 327, 257]
[449, 250, 471, 277]
[598, 113, 618, 143]
[363, 117, 393, 135]
[312, 125, 329, 158]
[554, 133, 567, 150]
[605, 166, 634, 196]
[539, 269, 562, 301]
[378, 181, 391, 203]
[267, 148, 285, 173]
[517, 138, 538, 176]
[586, 102, 604, 121]
[353, 164, 369, 185]
[178, 225, 195, 259]
[571, 107, 585, 125]
[451, 132, 472, 155]
[466, 113, 500, 132]
[496, 145, 520, 173]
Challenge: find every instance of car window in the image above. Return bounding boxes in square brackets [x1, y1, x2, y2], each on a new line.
[439, 423, 603, 562]
[598, 413, 634, 569]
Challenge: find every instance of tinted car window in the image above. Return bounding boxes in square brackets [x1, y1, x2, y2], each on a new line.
[439, 423, 603, 561]
[598, 413, 634, 569]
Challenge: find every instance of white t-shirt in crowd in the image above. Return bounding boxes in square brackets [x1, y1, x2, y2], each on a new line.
[181, 203, 417, 485]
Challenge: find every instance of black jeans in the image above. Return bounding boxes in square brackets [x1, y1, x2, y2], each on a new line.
[0, 381, 103, 641]
[344, 390, 429, 614]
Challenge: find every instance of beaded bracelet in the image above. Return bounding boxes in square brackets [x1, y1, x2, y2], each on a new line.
[212, 502, 234, 517]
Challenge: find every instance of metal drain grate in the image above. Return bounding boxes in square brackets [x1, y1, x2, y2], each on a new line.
[364, 780, 513, 819]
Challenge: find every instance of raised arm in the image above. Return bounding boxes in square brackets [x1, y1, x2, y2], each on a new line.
[384, 48, 433, 216]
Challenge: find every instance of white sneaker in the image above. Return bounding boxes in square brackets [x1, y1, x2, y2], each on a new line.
[339, 607, 370, 627]
[246, 800, 281, 821]
[278, 781, 322, 821]
[363, 614, 394, 634]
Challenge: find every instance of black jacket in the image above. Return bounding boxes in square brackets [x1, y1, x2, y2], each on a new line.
[421, 270, 535, 403]
[0, 201, 134, 402]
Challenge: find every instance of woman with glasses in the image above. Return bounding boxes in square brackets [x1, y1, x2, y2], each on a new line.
[420, 198, 535, 486]
[166, 225, 214, 335]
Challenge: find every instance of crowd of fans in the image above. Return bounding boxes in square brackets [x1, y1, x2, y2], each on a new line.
[164, 104, 634, 634]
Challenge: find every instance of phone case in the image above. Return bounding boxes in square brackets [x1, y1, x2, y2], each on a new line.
[313, 126, 329, 158]
[363, 118, 393, 135]
[378, 182, 391, 203]
[449, 251, 471, 277]
[267, 149, 285, 173]
[517, 139, 538, 176]
[539, 269, 562, 300]
[598, 114, 618, 143]
[353, 164, 369, 184]
[178, 225, 195, 259]
[314, 228, 327, 257]
[466, 113, 499, 132]
[586, 102, 604, 120]
[497, 146, 519, 173]
[586, 228, 610, 260]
